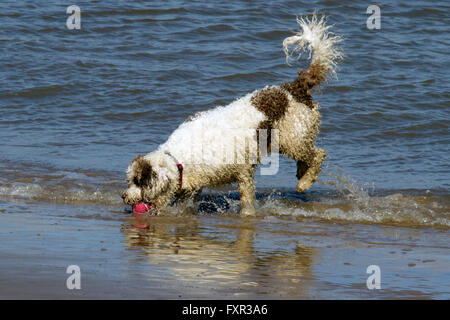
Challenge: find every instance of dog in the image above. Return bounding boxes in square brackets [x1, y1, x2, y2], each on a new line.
[122, 15, 342, 216]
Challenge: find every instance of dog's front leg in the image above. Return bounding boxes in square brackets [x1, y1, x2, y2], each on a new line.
[153, 195, 173, 214]
[237, 167, 256, 216]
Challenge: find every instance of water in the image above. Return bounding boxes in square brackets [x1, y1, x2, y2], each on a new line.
[0, 1, 449, 299]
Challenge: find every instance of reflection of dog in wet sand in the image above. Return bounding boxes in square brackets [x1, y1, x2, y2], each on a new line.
[121, 218, 315, 297]
[122, 15, 342, 215]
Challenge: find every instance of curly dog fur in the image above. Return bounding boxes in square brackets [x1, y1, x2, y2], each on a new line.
[122, 15, 343, 215]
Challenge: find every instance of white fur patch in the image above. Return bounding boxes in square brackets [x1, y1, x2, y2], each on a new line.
[158, 93, 266, 166]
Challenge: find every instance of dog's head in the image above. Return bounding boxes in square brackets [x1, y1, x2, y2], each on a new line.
[121, 152, 178, 208]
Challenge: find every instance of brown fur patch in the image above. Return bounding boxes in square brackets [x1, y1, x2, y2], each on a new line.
[257, 119, 272, 132]
[281, 62, 327, 109]
[132, 155, 154, 186]
[251, 87, 289, 123]
[252, 87, 292, 157]
[252, 88, 290, 155]
[257, 120, 272, 154]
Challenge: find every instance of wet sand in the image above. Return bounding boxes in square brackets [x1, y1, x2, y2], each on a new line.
[1, 199, 448, 299]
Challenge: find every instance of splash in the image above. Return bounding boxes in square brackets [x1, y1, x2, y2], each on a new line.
[257, 167, 450, 228]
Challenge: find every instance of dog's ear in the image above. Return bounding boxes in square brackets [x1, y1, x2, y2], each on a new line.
[132, 155, 154, 185]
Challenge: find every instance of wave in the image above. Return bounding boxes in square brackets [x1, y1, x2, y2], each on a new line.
[0, 163, 123, 206]
[0, 162, 448, 228]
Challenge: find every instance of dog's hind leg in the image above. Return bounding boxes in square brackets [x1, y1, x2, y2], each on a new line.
[296, 148, 326, 192]
[237, 166, 256, 216]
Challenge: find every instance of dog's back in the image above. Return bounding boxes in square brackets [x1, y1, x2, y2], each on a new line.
[159, 92, 265, 166]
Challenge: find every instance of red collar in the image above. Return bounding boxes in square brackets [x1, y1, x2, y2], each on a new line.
[165, 152, 183, 189]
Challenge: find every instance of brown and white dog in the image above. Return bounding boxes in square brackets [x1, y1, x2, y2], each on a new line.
[122, 15, 342, 216]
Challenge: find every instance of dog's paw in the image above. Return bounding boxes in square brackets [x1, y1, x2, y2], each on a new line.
[240, 206, 256, 216]
[296, 179, 314, 193]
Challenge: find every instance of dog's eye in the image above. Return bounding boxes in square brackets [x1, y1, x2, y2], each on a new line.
[133, 177, 139, 185]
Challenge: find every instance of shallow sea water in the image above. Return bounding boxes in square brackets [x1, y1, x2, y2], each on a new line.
[0, 1, 449, 299]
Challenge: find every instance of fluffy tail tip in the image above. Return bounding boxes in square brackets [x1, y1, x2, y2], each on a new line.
[283, 14, 343, 78]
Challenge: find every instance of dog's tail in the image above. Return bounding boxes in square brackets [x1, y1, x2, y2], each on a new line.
[283, 14, 343, 88]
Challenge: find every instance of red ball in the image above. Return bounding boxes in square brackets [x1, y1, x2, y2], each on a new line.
[132, 202, 155, 214]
